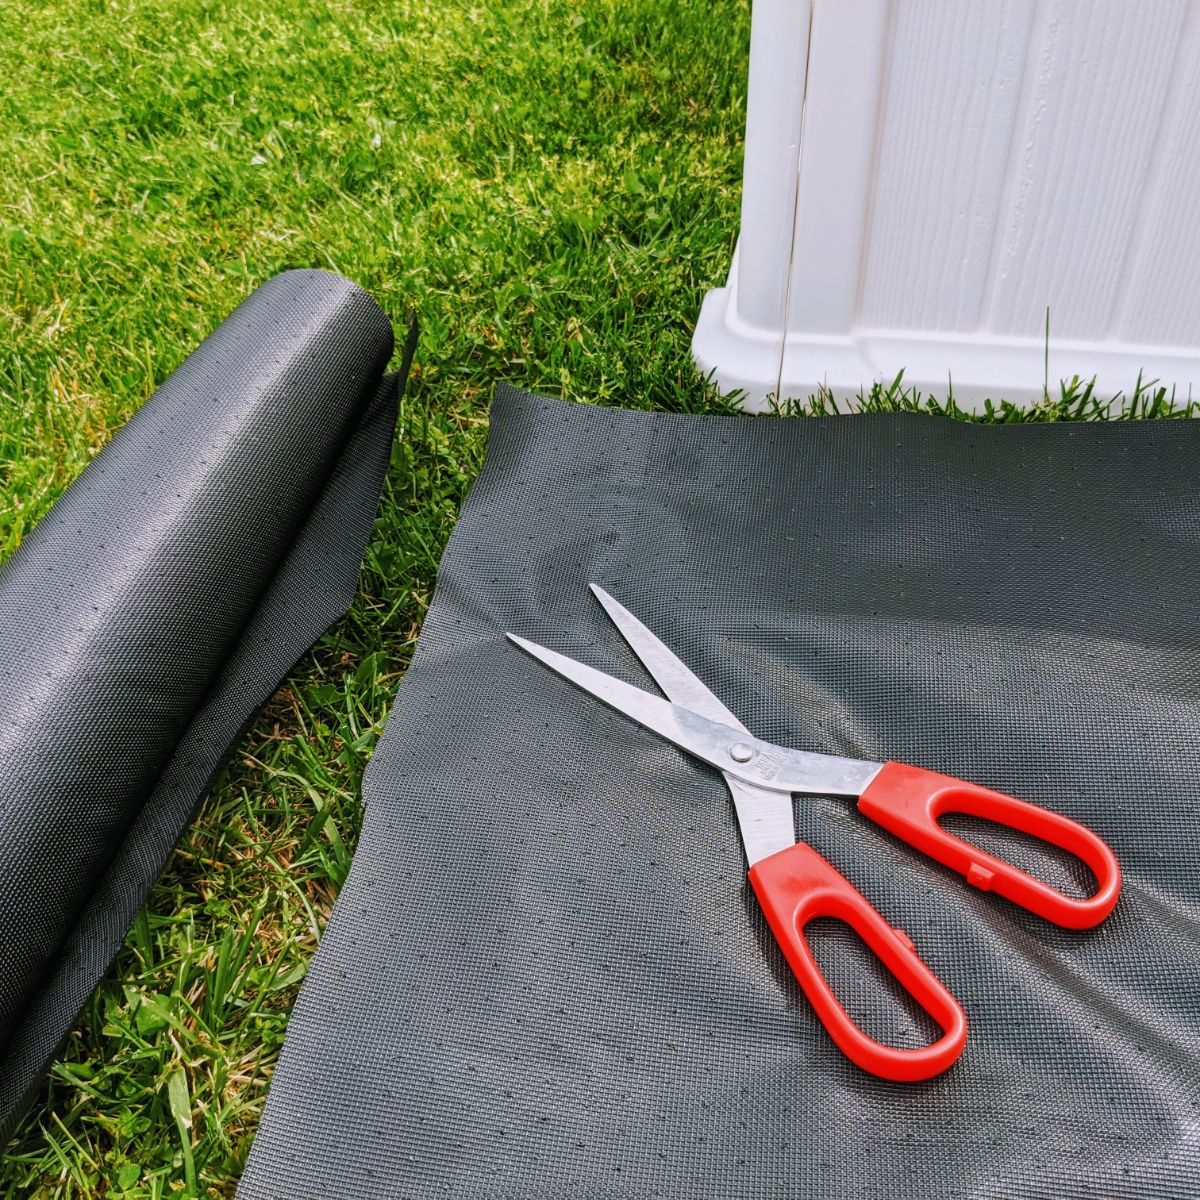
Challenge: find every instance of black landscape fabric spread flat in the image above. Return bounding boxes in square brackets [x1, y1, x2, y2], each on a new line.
[0, 269, 414, 1137]
[239, 385, 1200, 1199]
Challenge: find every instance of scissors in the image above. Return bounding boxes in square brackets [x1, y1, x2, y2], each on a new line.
[508, 585, 1122, 1082]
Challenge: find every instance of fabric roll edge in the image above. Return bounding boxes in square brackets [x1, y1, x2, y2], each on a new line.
[0, 270, 416, 1140]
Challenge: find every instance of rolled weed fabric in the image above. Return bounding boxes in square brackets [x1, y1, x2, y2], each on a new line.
[0, 268, 413, 1135]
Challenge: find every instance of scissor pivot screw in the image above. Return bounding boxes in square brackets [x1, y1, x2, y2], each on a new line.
[728, 742, 755, 763]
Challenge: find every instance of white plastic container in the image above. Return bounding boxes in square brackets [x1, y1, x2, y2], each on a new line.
[694, 0, 1200, 411]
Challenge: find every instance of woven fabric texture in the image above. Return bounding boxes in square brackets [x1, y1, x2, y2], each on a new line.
[0, 269, 412, 1136]
[240, 386, 1200, 1199]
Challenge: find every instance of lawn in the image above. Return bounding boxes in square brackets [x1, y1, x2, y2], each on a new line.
[0, 0, 1191, 1195]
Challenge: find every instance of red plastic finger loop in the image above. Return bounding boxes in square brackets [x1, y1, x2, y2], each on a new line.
[857, 762, 1121, 929]
[748, 842, 968, 1083]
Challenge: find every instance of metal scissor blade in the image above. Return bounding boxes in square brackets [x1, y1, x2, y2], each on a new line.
[588, 585, 795, 863]
[588, 585, 748, 732]
[507, 634, 883, 798]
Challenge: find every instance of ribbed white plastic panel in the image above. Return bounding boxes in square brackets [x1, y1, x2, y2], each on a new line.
[694, 0, 1200, 410]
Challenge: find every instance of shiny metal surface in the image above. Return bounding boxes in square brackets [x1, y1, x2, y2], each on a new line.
[507, 631, 884, 816]
[588, 585, 796, 865]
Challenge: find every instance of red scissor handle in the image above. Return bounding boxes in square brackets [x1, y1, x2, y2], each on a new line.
[748, 842, 967, 1082]
[858, 762, 1121, 929]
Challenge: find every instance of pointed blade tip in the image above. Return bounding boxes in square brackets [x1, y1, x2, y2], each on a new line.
[589, 582, 626, 619]
[507, 633, 565, 671]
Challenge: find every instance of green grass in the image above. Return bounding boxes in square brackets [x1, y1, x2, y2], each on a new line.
[0, 0, 1193, 1195]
